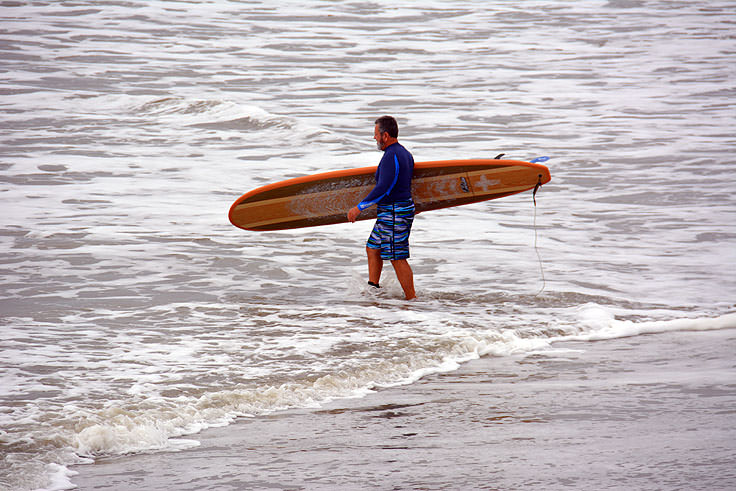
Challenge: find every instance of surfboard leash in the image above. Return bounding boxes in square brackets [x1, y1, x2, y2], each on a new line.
[529, 156, 550, 296]
[533, 197, 546, 296]
[533, 176, 542, 206]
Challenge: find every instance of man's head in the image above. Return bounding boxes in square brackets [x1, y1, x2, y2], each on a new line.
[374, 115, 399, 151]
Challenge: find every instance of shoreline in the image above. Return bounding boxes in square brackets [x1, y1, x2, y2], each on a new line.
[70, 328, 736, 490]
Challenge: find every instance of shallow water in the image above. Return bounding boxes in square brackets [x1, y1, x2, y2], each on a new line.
[1, 1, 735, 489]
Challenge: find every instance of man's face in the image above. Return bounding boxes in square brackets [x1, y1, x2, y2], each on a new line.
[374, 124, 386, 151]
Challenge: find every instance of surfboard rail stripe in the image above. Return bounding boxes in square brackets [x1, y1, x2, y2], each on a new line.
[229, 159, 551, 231]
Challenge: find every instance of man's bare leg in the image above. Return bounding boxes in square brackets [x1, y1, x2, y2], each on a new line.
[390, 259, 416, 300]
[366, 247, 383, 286]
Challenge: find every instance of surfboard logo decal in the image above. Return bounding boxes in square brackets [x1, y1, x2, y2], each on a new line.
[460, 176, 470, 193]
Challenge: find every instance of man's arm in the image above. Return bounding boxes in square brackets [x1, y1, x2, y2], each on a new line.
[348, 153, 399, 223]
[357, 154, 399, 211]
[348, 156, 397, 222]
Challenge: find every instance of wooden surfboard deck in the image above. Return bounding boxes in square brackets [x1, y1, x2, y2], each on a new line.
[229, 159, 551, 231]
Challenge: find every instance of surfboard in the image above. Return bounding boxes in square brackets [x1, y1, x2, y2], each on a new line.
[229, 159, 551, 231]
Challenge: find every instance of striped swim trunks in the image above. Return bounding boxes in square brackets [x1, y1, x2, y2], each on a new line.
[366, 199, 415, 260]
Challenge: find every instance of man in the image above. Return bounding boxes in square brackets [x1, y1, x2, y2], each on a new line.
[348, 116, 416, 300]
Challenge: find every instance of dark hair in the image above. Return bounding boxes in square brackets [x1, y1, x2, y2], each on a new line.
[374, 115, 399, 138]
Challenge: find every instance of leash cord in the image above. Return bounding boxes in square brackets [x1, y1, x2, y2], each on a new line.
[533, 202, 546, 296]
[532, 174, 546, 296]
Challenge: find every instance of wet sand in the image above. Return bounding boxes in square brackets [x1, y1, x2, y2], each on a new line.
[72, 328, 736, 490]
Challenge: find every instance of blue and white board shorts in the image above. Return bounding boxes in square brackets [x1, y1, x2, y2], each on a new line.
[366, 200, 415, 260]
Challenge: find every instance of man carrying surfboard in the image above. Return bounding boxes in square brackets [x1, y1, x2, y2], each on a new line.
[348, 116, 416, 300]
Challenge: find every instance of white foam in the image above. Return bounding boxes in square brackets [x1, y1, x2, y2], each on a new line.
[36, 463, 77, 491]
[565, 308, 736, 342]
[22, 317, 561, 463]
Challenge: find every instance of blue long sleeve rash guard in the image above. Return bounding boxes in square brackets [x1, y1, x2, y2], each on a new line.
[357, 142, 414, 211]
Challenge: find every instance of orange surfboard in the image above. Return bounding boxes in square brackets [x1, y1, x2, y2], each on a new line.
[229, 159, 551, 231]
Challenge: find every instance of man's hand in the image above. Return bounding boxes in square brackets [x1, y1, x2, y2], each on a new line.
[347, 206, 361, 223]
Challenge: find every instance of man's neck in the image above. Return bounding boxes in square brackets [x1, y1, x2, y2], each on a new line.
[383, 137, 398, 150]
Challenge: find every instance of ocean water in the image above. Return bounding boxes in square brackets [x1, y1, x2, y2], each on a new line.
[1, 1, 735, 489]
